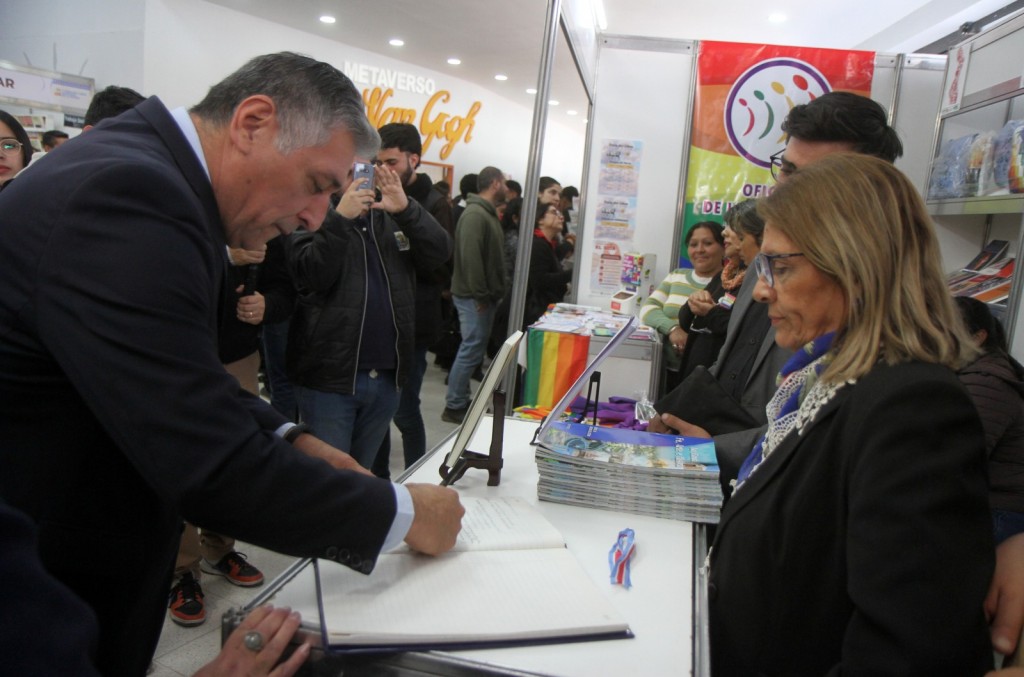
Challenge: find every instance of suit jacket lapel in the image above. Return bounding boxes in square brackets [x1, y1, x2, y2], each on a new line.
[717, 382, 854, 525]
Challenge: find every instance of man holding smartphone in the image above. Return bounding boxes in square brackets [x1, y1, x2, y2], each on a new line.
[287, 159, 452, 472]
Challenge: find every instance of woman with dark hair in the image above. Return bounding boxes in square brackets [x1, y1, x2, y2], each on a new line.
[537, 176, 562, 206]
[0, 110, 34, 188]
[956, 296, 1024, 545]
[640, 221, 725, 395]
[523, 200, 572, 329]
[538, 176, 576, 263]
[674, 202, 760, 383]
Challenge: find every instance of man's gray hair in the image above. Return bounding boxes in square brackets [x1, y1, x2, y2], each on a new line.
[190, 52, 380, 157]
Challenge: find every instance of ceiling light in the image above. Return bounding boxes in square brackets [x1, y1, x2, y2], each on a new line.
[526, 88, 537, 94]
[494, 74, 508, 81]
[768, 12, 786, 24]
[389, 38, 405, 47]
[567, 110, 578, 116]
[319, 15, 336, 24]
[447, 57, 461, 65]
[548, 100, 560, 106]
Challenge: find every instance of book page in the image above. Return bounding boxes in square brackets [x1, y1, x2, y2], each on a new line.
[387, 496, 565, 554]
[453, 496, 566, 551]
[310, 548, 628, 645]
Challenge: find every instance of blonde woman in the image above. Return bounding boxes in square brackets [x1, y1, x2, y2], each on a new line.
[708, 154, 992, 674]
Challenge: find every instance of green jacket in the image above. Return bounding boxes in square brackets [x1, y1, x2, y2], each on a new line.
[451, 194, 507, 304]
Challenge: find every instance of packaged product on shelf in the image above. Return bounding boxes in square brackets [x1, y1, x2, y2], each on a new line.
[928, 133, 977, 199]
[992, 120, 1024, 190]
[1010, 126, 1024, 193]
[966, 132, 995, 196]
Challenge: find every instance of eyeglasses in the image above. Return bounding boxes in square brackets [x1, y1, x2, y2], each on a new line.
[768, 149, 796, 181]
[753, 251, 804, 288]
[0, 138, 22, 155]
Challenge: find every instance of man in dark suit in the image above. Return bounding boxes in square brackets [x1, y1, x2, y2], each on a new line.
[0, 52, 463, 676]
[651, 91, 903, 491]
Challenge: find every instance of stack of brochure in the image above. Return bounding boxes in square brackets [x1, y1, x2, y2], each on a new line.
[535, 420, 723, 523]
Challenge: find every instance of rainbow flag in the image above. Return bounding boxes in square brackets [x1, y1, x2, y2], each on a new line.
[522, 329, 590, 409]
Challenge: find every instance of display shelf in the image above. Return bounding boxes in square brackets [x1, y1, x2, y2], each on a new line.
[925, 9, 1024, 356]
[929, 194, 1024, 216]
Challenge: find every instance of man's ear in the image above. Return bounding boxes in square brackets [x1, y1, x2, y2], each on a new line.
[410, 153, 421, 170]
[229, 95, 277, 154]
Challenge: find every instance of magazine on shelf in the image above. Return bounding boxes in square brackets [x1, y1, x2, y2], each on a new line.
[964, 239, 1009, 272]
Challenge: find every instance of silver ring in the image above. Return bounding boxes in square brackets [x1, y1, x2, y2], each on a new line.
[243, 630, 264, 652]
[247, 312, 253, 318]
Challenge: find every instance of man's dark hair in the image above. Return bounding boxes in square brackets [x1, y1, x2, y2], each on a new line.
[477, 167, 504, 193]
[458, 173, 478, 199]
[41, 130, 69, 150]
[378, 122, 422, 156]
[0, 110, 33, 168]
[191, 52, 379, 156]
[84, 86, 146, 126]
[782, 91, 903, 162]
[561, 185, 579, 200]
[505, 179, 522, 196]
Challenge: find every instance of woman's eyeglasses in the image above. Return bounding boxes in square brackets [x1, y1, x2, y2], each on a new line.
[753, 252, 804, 288]
[0, 138, 22, 154]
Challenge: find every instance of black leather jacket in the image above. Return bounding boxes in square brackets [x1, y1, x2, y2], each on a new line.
[286, 200, 451, 393]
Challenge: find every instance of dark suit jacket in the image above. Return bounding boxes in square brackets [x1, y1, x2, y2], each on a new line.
[708, 361, 994, 675]
[0, 98, 397, 675]
[0, 499, 101, 676]
[657, 272, 791, 486]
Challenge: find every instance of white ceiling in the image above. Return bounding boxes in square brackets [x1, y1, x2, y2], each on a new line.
[207, 0, 1014, 121]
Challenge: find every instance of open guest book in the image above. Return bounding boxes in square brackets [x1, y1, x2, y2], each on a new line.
[269, 496, 632, 653]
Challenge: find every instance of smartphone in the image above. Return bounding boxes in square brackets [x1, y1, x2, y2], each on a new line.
[353, 161, 375, 190]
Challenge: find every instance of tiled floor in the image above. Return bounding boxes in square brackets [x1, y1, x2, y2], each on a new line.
[150, 358, 465, 675]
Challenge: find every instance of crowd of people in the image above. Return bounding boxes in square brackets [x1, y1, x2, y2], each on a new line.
[1, 51, 1023, 677]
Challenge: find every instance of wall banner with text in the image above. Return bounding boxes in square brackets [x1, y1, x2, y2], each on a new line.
[681, 41, 875, 265]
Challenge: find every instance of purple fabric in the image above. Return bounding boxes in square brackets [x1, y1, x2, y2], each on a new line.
[568, 396, 646, 429]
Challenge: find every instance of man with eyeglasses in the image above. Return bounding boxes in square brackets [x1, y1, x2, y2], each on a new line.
[655, 90, 1024, 662]
[651, 90, 903, 483]
[651, 91, 903, 496]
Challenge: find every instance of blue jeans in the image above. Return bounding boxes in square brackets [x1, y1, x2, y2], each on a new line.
[374, 348, 429, 477]
[993, 509, 1024, 546]
[445, 296, 495, 410]
[261, 319, 297, 421]
[296, 370, 400, 469]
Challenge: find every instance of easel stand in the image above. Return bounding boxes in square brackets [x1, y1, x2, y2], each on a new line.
[439, 389, 506, 487]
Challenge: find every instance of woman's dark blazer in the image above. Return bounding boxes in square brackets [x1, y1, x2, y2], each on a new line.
[708, 360, 994, 675]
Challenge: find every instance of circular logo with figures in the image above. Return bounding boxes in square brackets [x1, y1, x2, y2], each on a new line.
[724, 59, 832, 168]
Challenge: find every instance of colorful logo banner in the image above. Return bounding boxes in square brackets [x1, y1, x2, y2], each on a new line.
[681, 41, 875, 264]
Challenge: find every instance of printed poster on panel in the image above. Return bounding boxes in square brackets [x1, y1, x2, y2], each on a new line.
[682, 41, 875, 265]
